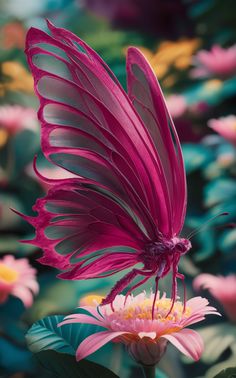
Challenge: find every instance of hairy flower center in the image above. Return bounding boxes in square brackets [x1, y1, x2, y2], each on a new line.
[115, 298, 191, 322]
[0, 264, 19, 283]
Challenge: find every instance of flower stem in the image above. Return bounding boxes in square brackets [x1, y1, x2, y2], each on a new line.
[142, 365, 156, 378]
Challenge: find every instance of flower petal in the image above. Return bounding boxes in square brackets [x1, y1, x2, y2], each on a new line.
[138, 332, 156, 340]
[11, 286, 34, 307]
[76, 330, 128, 361]
[161, 329, 203, 361]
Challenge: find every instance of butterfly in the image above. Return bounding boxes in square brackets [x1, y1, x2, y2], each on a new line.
[23, 20, 191, 313]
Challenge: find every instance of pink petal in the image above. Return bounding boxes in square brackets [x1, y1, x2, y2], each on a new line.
[11, 286, 34, 307]
[161, 329, 203, 361]
[138, 332, 156, 339]
[76, 330, 127, 361]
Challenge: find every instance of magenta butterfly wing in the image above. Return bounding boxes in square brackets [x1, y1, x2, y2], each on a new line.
[23, 21, 191, 303]
[126, 47, 187, 236]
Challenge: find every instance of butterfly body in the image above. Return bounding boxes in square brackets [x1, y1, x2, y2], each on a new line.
[22, 20, 191, 307]
[142, 237, 191, 272]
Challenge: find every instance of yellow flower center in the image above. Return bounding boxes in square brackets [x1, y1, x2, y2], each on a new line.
[0, 129, 8, 148]
[80, 294, 104, 306]
[0, 263, 19, 284]
[204, 79, 222, 92]
[122, 298, 191, 322]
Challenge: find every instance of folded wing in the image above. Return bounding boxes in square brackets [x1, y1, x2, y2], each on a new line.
[126, 47, 187, 236]
[25, 21, 182, 242]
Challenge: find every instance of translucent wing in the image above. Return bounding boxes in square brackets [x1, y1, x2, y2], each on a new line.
[24, 21, 187, 287]
[25, 21, 176, 238]
[127, 47, 187, 236]
[22, 180, 147, 278]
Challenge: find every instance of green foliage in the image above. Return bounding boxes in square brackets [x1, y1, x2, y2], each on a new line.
[213, 367, 236, 378]
[26, 315, 102, 355]
[183, 144, 214, 174]
[25, 314, 133, 377]
[35, 350, 119, 378]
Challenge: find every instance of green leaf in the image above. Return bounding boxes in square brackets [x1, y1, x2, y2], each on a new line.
[182, 144, 213, 174]
[219, 229, 236, 254]
[25, 313, 133, 377]
[197, 323, 236, 364]
[26, 315, 103, 355]
[11, 129, 40, 179]
[0, 193, 23, 231]
[0, 235, 37, 254]
[213, 367, 236, 378]
[35, 350, 119, 378]
[204, 179, 236, 207]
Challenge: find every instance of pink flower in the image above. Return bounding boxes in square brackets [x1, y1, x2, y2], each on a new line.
[191, 45, 236, 79]
[0, 105, 38, 135]
[208, 115, 236, 146]
[194, 274, 236, 322]
[0, 255, 39, 307]
[59, 292, 219, 365]
[165, 95, 187, 119]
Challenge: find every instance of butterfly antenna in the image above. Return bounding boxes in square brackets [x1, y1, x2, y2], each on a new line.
[187, 212, 229, 240]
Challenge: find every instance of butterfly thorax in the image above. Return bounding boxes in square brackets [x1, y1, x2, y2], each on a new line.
[142, 237, 191, 273]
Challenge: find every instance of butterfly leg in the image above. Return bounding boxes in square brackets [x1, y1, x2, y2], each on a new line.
[152, 276, 160, 319]
[176, 272, 186, 313]
[102, 268, 153, 308]
[101, 269, 139, 308]
[124, 275, 151, 305]
[165, 256, 180, 317]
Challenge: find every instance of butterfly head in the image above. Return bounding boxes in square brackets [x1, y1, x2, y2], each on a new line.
[171, 237, 192, 255]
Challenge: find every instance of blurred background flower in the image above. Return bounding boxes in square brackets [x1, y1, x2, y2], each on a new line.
[191, 45, 236, 79]
[192, 274, 236, 377]
[0, 61, 34, 96]
[83, 0, 194, 38]
[194, 274, 236, 322]
[208, 115, 236, 145]
[0, 105, 37, 136]
[0, 254, 38, 306]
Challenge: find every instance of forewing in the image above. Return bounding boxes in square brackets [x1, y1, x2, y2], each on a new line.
[25, 21, 174, 238]
[127, 47, 187, 236]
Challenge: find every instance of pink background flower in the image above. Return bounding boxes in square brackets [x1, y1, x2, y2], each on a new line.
[166, 94, 187, 119]
[191, 45, 236, 79]
[208, 115, 236, 145]
[0, 255, 39, 307]
[194, 274, 236, 322]
[0, 105, 38, 135]
[59, 292, 219, 365]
